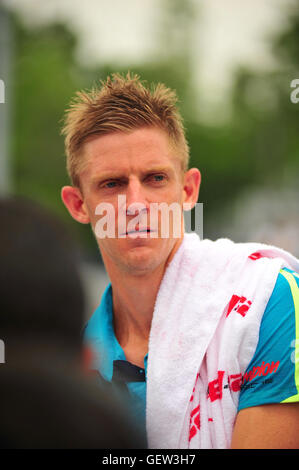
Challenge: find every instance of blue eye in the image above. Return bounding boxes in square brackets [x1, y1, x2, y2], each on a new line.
[105, 181, 118, 188]
[153, 174, 165, 181]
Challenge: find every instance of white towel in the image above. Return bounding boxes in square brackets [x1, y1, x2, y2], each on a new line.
[146, 232, 299, 449]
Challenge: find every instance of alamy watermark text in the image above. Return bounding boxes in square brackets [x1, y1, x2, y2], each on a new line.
[0, 339, 5, 364]
[93, 197, 203, 239]
[0, 79, 5, 104]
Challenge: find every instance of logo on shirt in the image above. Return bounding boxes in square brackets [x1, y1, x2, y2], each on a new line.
[242, 360, 280, 384]
[205, 363, 280, 401]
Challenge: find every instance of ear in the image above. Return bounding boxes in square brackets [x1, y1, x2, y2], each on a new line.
[183, 168, 201, 209]
[61, 186, 90, 224]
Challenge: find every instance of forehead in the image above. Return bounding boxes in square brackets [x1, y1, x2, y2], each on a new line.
[80, 127, 180, 176]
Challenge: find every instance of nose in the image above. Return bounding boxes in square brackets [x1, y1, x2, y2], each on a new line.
[125, 177, 149, 216]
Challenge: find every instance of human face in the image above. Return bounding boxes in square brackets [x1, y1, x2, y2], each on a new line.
[75, 127, 195, 276]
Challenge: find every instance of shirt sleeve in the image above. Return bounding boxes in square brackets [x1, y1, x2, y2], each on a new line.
[238, 267, 299, 412]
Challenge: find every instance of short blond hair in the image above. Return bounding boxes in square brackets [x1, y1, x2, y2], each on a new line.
[61, 72, 190, 187]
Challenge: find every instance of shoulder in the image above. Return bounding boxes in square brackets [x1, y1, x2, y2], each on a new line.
[246, 267, 299, 341]
[260, 267, 299, 345]
[238, 267, 299, 411]
[83, 283, 113, 341]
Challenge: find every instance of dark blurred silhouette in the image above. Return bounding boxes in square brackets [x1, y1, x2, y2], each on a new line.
[0, 196, 144, 449]
[0, 195, 85, 346]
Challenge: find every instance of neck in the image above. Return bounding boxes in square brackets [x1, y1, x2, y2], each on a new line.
[103, 237, 184, 351]
[111, 266, 163, 347]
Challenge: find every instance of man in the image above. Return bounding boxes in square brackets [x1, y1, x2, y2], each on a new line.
[61, 72, 299, 448]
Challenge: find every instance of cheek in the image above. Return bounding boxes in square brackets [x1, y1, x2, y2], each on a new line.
[156, 182, 183, 202]
[85, 193, 114, 222]
[85, 204, 98, 229]
[167, 187, 185, 206]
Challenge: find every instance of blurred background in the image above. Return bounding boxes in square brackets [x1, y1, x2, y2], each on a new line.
[0, 0, 299, 318]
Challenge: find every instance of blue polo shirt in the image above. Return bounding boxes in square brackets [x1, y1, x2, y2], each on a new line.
[83, 284, 148, 430]
[83, 267, 299, 431]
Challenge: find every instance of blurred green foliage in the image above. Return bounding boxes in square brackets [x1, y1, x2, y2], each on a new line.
[7, 2, 299, 257]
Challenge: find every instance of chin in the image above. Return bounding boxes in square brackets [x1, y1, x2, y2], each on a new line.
[124, 247, 162, 273]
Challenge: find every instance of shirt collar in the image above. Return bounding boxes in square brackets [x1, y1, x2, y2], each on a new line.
[84, 283, 148, 381]
[84, 283, 125, 381]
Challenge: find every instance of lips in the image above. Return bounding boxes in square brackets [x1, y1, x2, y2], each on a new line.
[128, 228, 151, 234]
[121, 227, 157, 236]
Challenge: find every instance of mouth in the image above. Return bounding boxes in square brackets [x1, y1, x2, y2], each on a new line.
[121, 228, 157, 236]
